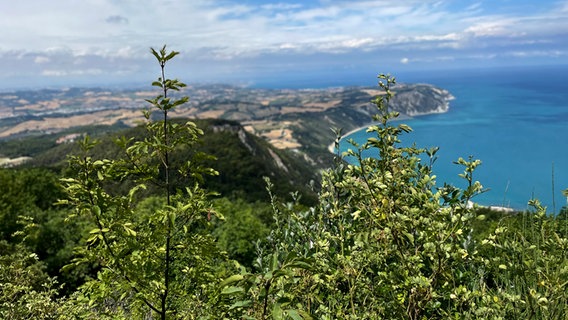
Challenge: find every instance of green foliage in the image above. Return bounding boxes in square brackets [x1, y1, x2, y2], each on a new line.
[300, 74, 486, 318]
[198, 120, 318, 205]
[0, 135, 58, 158]
[19, 117, 319, 205]
[0, 124, 129, 161]
[0, 168, 89, 294]
[221, 74, 568, 319]
[0, 241, 61, 319]
[473, 200, 568, 319]
[0, 168, 62, 241]
[59, 46, 228, 319]
[212, 198, 271, 268]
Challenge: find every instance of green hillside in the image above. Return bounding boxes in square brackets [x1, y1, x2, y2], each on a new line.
[22, 118, 319, 204]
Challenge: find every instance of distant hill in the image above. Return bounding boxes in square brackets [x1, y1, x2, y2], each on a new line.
[0, 83, 453, 168]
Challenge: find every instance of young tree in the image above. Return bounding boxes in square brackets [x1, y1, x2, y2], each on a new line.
[222, 74, 489, 319]
[60, 46, 224, 319]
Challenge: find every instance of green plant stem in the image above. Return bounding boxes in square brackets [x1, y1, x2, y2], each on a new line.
[159, 57, 171, 320]
[262, 280, 272, 320]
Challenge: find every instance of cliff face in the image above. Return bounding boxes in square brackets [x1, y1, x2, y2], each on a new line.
[342, 84, 453, 118]
[273, 83, 453, 167]
[389, 84, 454, 116]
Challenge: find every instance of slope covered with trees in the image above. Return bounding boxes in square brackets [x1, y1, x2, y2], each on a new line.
[24, 118, 319, 204]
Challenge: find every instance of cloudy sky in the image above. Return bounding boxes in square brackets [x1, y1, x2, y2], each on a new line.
[1, 0, 567, 88]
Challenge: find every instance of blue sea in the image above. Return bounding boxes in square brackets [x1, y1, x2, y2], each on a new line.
[337, 65, 568, 212]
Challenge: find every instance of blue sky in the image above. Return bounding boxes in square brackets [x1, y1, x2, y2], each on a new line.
[1, 0, 567, 88]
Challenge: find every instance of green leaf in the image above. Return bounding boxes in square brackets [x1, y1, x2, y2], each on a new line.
[123, 225, 137, 237]
[295, 310, 313, 320]
[271, 253, 279, 271]
[128, 184, 147, 202]
[221, 286, 244, 295]
[285, 259, 313, 271]
[399, 124, 413, 133]
[403, 232, 414, 243]
[272, 303, 284, 319]
[229, 300, 252, 310]
[92, 205, 102, 217]
[286, 309, 304, 320]
[168, 211, 176, 226]
[165, 50, 180, 61]
[219, 274, 244, 288]
[150, 47, 161, 61]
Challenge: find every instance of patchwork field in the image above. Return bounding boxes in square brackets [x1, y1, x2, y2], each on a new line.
[0, 84, 452, 157]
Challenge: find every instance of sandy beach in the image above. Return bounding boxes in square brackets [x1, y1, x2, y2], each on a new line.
[327, 113, 414, 154]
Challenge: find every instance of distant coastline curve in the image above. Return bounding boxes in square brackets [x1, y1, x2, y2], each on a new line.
[328, 83, 454, 154]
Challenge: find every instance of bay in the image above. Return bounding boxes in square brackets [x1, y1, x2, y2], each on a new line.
[338, 65, 568, 212]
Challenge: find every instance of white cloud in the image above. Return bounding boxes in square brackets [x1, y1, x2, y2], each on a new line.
[1, 1, 563, 57]
[279, 43, 298, 50]
[465, 2, 482, 12]
[42, 68, 104, 77]
[260, 3, 302, 11]
[0, 0, 567, 87]
[41, 70, 68, 77]
[341, 38, 374, 49]
[506, 50, 566, 58]
[464, 20, 512, 37]
[561, 1, 568, 12]
[34, 56, 50, 64]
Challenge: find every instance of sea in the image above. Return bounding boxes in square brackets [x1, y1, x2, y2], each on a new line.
[333, 65, 568, 212]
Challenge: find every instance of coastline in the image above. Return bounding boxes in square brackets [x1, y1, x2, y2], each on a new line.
[328, 96, 453, 154]
[326, 113, 415, 154]
[327, 110, 518, 212]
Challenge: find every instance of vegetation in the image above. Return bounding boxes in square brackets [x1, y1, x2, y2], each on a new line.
[0, 47, 567, 319]
[18, 118, 318, 205]
[58, 46, 232, 319]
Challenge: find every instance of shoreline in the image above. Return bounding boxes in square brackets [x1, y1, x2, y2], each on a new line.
[328, 97, 453, 154]
[326, 113, 415, 154]
[328, 115, 520, 212]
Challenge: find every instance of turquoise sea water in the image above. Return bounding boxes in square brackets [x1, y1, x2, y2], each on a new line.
[338, 65, 568, 212]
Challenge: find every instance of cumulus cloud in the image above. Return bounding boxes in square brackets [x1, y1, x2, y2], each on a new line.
[400, 57, 409, 64]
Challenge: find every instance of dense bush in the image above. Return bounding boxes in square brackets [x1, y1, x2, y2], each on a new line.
[221, 75, 568, 319]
